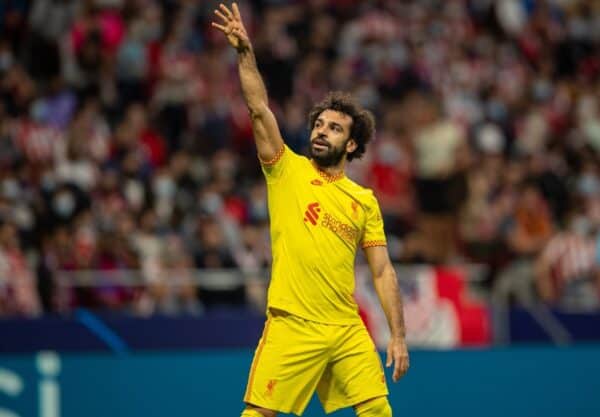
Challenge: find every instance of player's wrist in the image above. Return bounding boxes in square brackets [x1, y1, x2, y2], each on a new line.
[390, 333, 406, 342]
[236, 42, 252, 54]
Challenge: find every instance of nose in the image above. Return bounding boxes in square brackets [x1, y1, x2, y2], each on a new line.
[316, 125, 327, 136]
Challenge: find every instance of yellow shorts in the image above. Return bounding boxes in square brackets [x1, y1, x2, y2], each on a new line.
[243, 309, 388, 415]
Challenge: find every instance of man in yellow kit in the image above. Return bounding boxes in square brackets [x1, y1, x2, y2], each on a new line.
[212, 4, 409, 417]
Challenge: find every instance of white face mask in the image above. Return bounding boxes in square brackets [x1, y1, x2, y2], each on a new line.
[201, 192, 223, 215]
[124, 180, 145, 209]
[578, 174, 600, 196]
[153, 176, 176, 199]
[13, 204, 34, 230]
[2, 178, 20, 200]
[53, 192, 75, 217]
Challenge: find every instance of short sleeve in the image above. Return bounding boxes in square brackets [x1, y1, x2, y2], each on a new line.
[361, 192, 387, 248]
[260, 144, 300, 183]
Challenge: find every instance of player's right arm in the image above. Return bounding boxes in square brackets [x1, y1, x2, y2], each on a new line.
[212, 3, 284, 163]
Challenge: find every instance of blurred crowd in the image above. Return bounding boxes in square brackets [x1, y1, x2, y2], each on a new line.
[0, 0, 598, 317]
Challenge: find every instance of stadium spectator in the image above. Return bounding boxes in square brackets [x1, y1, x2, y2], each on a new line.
[0, 220, 41, 316]
[0, 0, 597, 315]
[535, 225, 600, 310]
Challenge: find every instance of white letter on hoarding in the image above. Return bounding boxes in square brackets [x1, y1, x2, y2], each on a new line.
[36, 352, 60, 417]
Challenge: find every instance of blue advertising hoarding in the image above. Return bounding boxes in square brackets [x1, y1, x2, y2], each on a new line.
[1, 346, 598, 417]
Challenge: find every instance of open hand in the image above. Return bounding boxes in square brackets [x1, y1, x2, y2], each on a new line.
[211, 3, 250, 52]
[386, 337, 409, 382]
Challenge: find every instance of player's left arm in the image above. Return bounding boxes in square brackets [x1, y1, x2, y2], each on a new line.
[364, 245, 409, 382]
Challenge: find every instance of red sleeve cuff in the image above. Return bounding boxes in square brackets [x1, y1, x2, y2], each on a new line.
[258, 145, 285, 166]
[361, 240, 387, 249]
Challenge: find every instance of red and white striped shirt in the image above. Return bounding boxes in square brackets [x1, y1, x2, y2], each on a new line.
[540, 233, 596, 284]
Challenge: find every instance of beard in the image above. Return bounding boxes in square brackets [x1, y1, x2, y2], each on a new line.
[308, 137, 348, 168]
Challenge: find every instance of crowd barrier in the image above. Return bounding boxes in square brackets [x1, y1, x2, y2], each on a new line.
[1, 307, 600, 353]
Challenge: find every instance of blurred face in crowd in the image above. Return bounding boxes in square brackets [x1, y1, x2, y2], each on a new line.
[126, 104, 147, 131]
[0, 223, 18, 249]
[308, 110, 356, 168]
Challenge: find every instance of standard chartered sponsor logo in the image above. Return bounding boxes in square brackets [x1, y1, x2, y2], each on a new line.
[321, 213, 358, 243]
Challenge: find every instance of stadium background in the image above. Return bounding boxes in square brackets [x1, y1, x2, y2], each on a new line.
[0, 0, 598, 416]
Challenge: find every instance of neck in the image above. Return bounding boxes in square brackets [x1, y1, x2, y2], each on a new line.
[312, 159, 346, 178]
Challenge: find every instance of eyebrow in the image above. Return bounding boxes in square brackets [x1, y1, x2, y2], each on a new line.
[317, 117, 344, 131]
[330, 121, 343, 131]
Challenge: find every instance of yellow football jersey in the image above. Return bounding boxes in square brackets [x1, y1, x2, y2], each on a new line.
[261, 145, 387, 325]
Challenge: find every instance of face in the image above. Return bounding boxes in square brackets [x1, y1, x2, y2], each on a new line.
[308, 109, 357, 167]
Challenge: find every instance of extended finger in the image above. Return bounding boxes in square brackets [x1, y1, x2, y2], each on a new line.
[385, 350, 392, 367]
[393, 359, 401, 381]
[219, 3, 234, 19]
[232, 2, 242, 20]
[214, 9, 230, 23]
[211, 22, 228, 33]
[400, 357, 409, 372]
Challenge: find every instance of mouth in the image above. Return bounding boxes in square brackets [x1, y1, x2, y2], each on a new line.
[311, 138, 330, 151]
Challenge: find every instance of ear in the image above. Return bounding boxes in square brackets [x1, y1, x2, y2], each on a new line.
[346, 138, 357, 154]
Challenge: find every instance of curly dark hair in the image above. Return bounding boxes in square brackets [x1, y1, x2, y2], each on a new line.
[308, 92, 375, 161]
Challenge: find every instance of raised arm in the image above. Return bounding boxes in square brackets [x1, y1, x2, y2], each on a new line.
[212, 3, 284, 162]
[364, 245, 409, 382]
